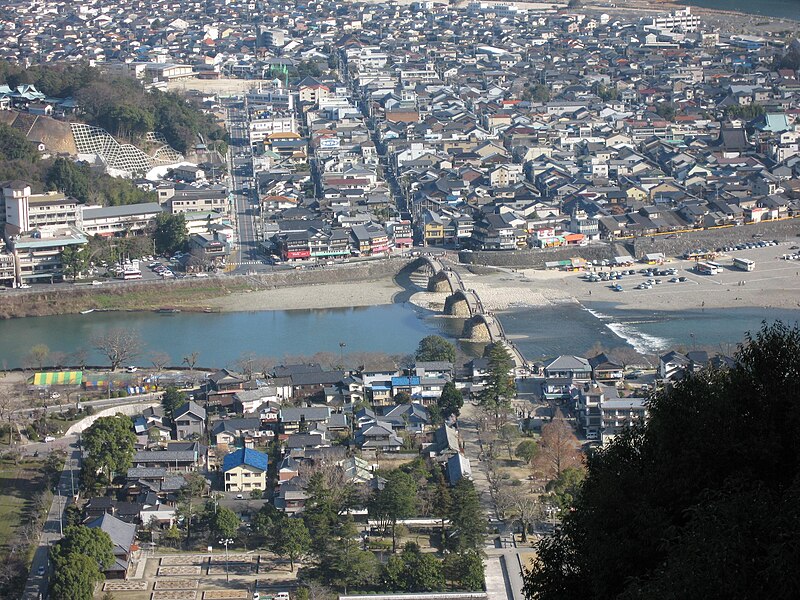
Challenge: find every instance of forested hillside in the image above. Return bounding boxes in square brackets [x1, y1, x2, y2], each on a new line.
[0, 62, 228, 155]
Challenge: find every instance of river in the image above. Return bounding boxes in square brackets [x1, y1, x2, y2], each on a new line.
[680, 0, 799, 20]
[2, 301, 798, 370]
[501, 302, 800, 361]
[0, 305, 450, 370]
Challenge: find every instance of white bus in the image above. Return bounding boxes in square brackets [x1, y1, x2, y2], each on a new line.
[121, 269, 142, 280]
[695, 262, 720, 275]
[733, 257, 755, 272]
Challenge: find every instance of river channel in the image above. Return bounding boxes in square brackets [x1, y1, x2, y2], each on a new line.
[0, 304, 454, 370]
[1, 300, 798, 370]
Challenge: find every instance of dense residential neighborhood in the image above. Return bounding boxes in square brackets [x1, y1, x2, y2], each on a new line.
[0, 0, 799, 599]
[1, 2, 800, 286]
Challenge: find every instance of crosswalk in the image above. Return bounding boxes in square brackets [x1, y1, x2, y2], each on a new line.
[231, 261, 266, 266]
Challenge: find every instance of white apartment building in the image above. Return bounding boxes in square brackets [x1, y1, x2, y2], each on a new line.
[80, 203, 163, 237]
[1, 182, 79, 233]
[248, 113, 297, 145]
[641, 7, 701, 33]
[576, 383, 649, 444]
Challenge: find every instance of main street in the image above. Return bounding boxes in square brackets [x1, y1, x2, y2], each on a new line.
[21, 443, 81, 600]
[225, 101, 264, 274]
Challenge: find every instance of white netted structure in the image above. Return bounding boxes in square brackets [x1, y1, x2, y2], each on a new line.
[70, 123, 184, 173]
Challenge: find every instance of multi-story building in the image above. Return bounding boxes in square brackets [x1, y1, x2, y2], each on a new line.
[159, 185, 229, 214]
[187, 232, 230, 267]
[387, 220, 413, 249]
[0, 239, 15, 287]
[569, 209, 600, 241]
[80, 203, 163, 237]
[641, 7, 701, 32]
[576, 382, 649, 444]
[223, 448, 269, 493]
[248, 112, 297, 146]
[2, 182, 78, 233]
[11, 227, 87, 285]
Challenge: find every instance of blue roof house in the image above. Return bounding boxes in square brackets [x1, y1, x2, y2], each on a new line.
[222, 448, 269, 493]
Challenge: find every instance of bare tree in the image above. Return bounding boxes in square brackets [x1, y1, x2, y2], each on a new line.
[0, 387, 22, 445]
[149, 352, 171, 390]
[28, 344, 50, 371]
[499, 484, 541, 543]
[182, 351, 199, 371]
[69, 347, 89, 370]
[49, 351, 68, 369]
[300, 581, 336, 600]
[234, 351, 257, 379]
[92, 329, 142, 372]
[535, 409, 583, 480]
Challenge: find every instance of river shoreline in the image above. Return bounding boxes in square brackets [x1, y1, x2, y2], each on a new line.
[0, 259, 412, 320]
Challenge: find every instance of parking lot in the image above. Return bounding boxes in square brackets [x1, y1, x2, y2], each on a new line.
[572, 239, 800, 311]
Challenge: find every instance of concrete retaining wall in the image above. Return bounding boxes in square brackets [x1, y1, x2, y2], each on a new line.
[458, 219, 800, 267]
[630, 219, 800, 259]
[66, 400, 160, 435]
[458, 245, 618, 268]
[241, 256, 413, 288]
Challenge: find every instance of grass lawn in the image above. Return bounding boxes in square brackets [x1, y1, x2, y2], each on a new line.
[0, 458, 47, 556]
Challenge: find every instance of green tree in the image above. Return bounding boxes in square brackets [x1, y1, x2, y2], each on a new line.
[546, 466, 586, 511]
[82, 415, 136, 483]
[208, 506, 240, 540]
[368, 470, 418, 552]
[383, 543, 445, 592]
[654, 102, 677, 122]
[479, 343, 516, 429]
[253, 501, 282, 537]
[448, 479, 486, 553]
[162, 525, 183, 548]
[724, 103, 766, 121]
[161, 385, 186, 421]
[515, 439, 540, 465]
[64, 503, 83, 527]
[430, 467, 452, 548]
[49, 552, 104, 600]
[46, 158, 91, 203]
[444, 550, 485, 591]
[394, 390, 412, 405]
[438, 381, 464, 419]
[270, 517, 311, 571]
[415, 335, 456, 363]
[61, 245, 88, 281]
[523, 322, 800, 600]
[0, 123, 39, 162]
[51, 525, 114, 571]
[325, 517, 379, 593]
[153, 212, 188, 255]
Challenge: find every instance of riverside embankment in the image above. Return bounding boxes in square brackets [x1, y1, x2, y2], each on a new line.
[0, 257, 412, 319]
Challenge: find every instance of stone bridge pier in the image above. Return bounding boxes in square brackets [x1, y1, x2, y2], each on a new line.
[427, 270, 452, 292]
[462, 315, 492, 342]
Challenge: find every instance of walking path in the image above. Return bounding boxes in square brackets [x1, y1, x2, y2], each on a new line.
[458, 403, 526, 600]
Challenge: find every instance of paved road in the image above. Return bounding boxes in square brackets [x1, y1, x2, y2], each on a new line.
[22, 443, 81, 600]
[224, 102, 265, 274]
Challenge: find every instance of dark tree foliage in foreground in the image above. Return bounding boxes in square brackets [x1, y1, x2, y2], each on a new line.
[523, 322, 800, 600]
